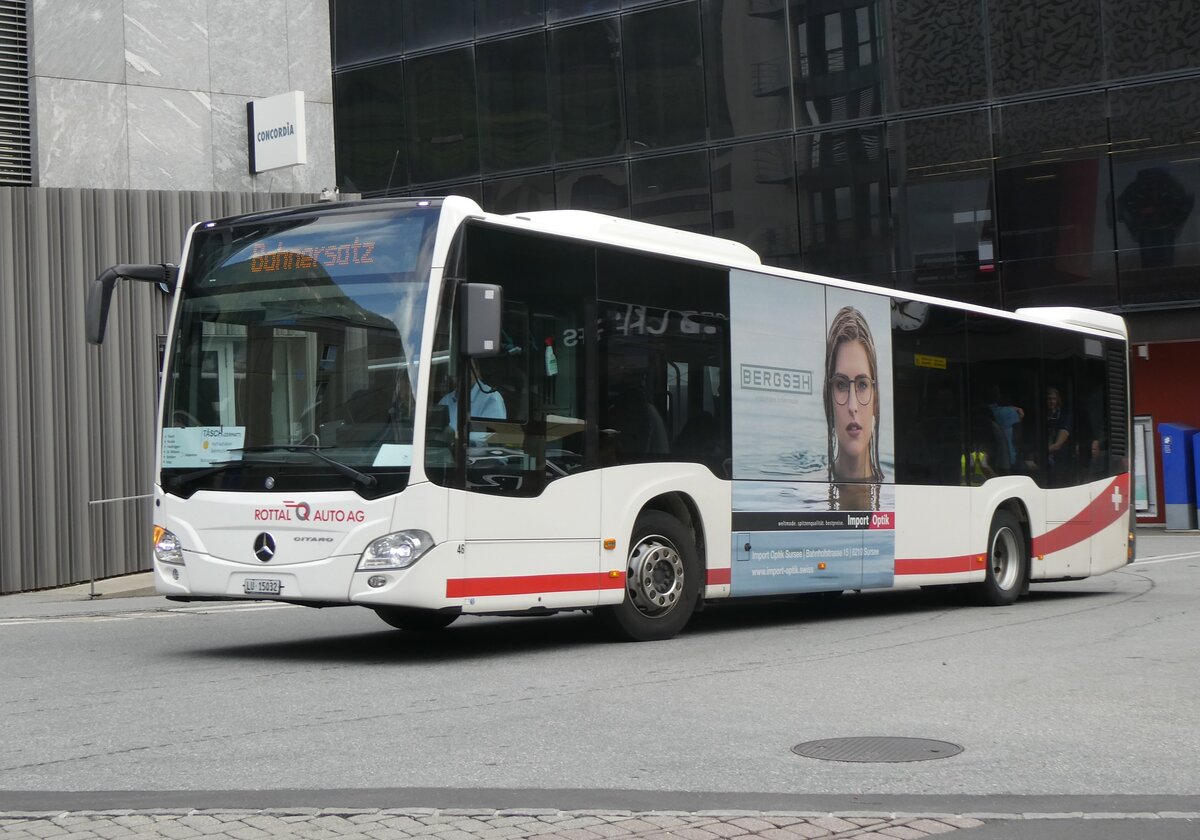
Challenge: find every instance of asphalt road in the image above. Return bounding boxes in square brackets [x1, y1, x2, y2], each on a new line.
[1, 529, 1198, 827]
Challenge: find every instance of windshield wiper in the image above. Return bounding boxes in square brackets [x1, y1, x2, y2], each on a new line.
[236, 444, 378, 488]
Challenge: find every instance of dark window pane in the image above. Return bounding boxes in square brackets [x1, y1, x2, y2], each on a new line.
[476, 0, 544, 36]
[1040, 328, 1104, 488]
[887, 0, 986, 110]
[789, 0, 885, 127]
[334, 64, 407, 194]
[797, 126, 892, 280]
[332, 0, 403, 67]
[549, 20, 625, 162]
[993, 94, 1116, 309]
[598, 285, 730, 472]
[965, 316, 1042, 482]
[402, 0, 473, 51]
[631, 151, 712, 234]
[623, 3, 707, 149]
[987, 0, 1102, 97]
[1110, 79, 1200, 307]
[405, 49, 479, 184]
[597, 250, 729, 470]
[701, 0, 792, 140]
[891, 302, 967, 485]
[477, 33, 551, 174]
[889, 110, 1000, 307]
[483, 173, 556, 213]
[1103, 0, 1200, 78]
[556, 163, 629, 215]
[546, 0, 618, 22]
[712, 138, 800, 267]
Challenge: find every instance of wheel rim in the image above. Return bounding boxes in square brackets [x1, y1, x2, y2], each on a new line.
[627, 534, 686, 618]
[989, 526, 1021, 591]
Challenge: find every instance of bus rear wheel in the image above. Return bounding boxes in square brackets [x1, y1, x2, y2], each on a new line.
[373, 606, 459, 632]
[976, 510, 1027, 606]
[601, 511, 700, 642]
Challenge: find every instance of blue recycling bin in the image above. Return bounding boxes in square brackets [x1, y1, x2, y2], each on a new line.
[1159, 422, 1197, 530]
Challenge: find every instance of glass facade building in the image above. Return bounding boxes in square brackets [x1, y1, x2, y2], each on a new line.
[331, 0, 1200, 318]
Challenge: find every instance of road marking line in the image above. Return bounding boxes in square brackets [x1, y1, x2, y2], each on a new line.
[0, 602, 300, 627]
[167, 602, 300, 613]
[1131, 551, 1200, 566]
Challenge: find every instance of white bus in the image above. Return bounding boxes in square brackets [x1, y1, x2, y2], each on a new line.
[87, 196, 1135, 642]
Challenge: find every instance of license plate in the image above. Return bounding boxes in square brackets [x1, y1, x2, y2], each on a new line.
[244, 578, 282, 595]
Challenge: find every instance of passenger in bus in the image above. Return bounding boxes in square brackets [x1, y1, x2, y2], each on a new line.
[986, 385, 1024, 473]
[824, 306, 884, 509]
[1046, 386, 1071, 483]
[962, 410, 999, 485]
[1088, 436, 1108, 479]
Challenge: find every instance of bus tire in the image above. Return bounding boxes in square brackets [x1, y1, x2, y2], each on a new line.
[975, 510, 1027, 606]
[373, 606, 458, 632]
[601, 511, 700, 642]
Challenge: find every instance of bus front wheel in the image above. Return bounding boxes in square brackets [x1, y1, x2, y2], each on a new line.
[601, 511, 700, 642]
[373, 606, 458, 632]
[976, 510, 1028, 606]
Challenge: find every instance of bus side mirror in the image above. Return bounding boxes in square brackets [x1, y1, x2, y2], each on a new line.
[86, 263, 176, 345]
[461, 282, 502, 357]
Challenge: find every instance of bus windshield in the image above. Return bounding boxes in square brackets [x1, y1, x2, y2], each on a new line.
[161, 204, 440, 496]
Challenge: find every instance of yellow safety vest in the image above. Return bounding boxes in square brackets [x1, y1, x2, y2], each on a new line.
[960, 450, 988, 486]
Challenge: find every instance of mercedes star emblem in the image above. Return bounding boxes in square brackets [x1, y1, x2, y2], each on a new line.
[253, 532, 276, 563]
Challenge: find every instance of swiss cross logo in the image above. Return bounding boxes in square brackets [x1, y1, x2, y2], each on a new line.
[1111, 486, 1124, 512]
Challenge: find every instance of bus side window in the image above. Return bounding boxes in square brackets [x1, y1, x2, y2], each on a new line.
[891, 300, 967, 486]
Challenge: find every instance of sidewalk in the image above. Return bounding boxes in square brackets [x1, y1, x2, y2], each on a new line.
[0, 807, 987, 840]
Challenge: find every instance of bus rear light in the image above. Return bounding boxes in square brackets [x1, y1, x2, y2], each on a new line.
[358, 529, 434, 571]
[153, 526, 184, 565]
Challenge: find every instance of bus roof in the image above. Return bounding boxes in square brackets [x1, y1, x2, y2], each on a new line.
[1015, 306, 1128, 339]
[497, 209, 762, 269]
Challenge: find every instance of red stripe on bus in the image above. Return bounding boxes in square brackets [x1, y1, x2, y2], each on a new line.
[1031, 474, 1131, 557]
[895, 555, 977, 576]
[708, 567, 732, 585]
[446, 572, 626, 598]
[896, 473, 1131, 576]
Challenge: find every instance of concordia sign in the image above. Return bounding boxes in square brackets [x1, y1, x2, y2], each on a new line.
[247, 90, 307, 174]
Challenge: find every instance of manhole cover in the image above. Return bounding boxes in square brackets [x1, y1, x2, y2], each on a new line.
[792, 736, 963, 763]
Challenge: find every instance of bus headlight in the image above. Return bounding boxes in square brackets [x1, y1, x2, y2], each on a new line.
[153, 525, 184, 565]
[358, 529, 434, 571]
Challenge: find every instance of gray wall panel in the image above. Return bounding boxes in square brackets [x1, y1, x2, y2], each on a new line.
[0, 186, 320, 593]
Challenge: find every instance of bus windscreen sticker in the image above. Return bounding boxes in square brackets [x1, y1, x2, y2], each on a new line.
[729, 271, 896, 595]
[161, 427, 246, 468]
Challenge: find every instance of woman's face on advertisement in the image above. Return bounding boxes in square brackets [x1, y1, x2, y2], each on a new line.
[833, 339, 874, 463]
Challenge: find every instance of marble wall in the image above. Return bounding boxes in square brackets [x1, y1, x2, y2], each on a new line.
[29, 0, 334, 192]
